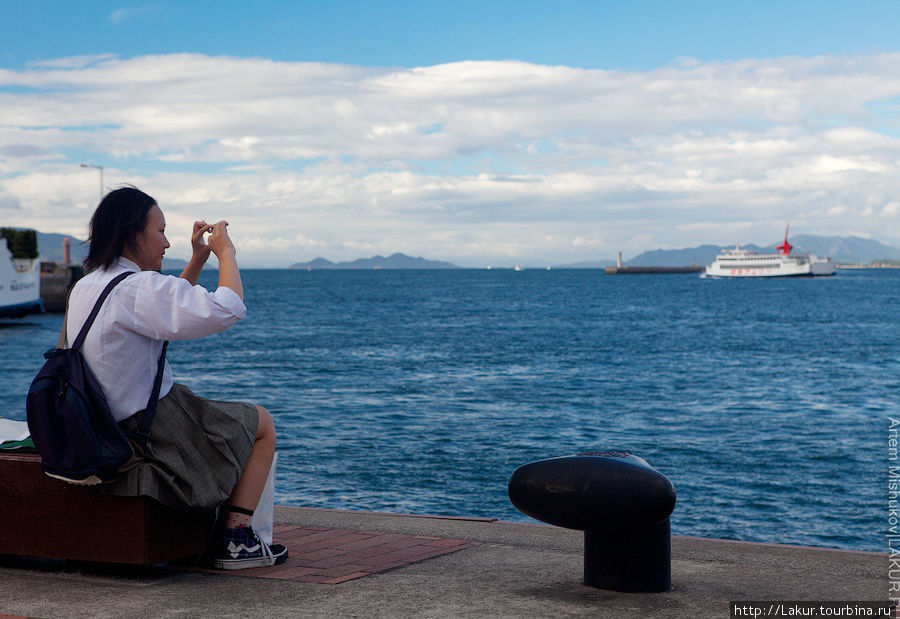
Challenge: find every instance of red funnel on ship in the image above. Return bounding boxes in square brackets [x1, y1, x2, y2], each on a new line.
[776, 224, 792, 255]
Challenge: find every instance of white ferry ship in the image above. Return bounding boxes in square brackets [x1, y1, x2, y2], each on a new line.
[705, 227, 835, 278]
[0, 233, 42, 318]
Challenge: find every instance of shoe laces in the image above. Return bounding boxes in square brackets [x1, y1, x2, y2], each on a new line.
[256, 534, 276, 566]
[241, 525, 276, 566]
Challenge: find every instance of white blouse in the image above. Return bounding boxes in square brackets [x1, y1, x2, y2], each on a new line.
[65, 257, 247, 421]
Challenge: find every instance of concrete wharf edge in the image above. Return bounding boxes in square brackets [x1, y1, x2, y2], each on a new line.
[0, 505, 887, 619]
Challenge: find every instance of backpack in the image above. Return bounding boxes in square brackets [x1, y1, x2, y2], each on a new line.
[26, 271, 168, 485]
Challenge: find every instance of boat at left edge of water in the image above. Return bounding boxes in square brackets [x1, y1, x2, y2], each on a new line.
[0, 232, 43, 319]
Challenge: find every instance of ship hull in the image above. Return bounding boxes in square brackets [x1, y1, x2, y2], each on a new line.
[705, 254, 835, 278]
[0, 239, 42, 318]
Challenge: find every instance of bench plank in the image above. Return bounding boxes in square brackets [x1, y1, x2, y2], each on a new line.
[0, 452, 211, 564]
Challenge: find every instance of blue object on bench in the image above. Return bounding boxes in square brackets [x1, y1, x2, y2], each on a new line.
[508, 451, 676, 592]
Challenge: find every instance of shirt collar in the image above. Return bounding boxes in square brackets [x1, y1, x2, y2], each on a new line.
[111, 256, 142, 273]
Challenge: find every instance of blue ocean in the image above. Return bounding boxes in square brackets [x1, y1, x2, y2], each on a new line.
[1, 268, 895, 552]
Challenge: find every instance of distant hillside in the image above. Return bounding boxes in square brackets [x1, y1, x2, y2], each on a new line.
[292, 253, 460, 269]
[162, 257, 188, 270]
[27, 230, 900, 270]
[553, 260, 617, 269]
[37, 231, 186, 270]
[790, 235, 900, 263]
[627, 236, 900, 266]
[38, 232, 88, 263]
[627, 244, 738, 267]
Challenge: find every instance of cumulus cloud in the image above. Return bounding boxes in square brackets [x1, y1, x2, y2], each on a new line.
[1, 53, 900, 265]
[0, 192, 22, 211]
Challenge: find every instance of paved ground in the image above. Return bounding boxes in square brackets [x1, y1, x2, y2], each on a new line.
[0, 506, 889, 618]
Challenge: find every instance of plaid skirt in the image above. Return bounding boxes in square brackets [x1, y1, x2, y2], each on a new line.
[99, 383, 258, 510]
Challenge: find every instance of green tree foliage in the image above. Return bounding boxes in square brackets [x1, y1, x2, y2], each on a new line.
[0, 228, 38, 259]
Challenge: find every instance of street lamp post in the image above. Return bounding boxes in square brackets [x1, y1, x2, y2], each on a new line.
[79, 163, 104, 203]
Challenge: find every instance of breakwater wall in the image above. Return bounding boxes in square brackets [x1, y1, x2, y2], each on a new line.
[604, 265, 705, 274]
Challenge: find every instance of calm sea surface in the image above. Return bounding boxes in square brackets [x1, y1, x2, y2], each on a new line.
[2, 268, 896, 551]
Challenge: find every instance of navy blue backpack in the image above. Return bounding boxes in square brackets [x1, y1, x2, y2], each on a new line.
[26, 272, 167, 485]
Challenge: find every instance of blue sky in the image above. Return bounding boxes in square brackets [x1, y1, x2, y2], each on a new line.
[3, 1, 900, 266]
[6, 1, 900, 69]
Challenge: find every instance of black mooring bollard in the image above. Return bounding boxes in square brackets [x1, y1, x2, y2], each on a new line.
[508, 451, 675, 592]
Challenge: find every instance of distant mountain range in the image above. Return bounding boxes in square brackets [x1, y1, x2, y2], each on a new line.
[553, 259, 617, 269]
[27, 230, 900, 269]
[37, 231, 186, 269]
[37, 232, 88, 263]
[292, 253, 461, 270]
[627, 235, 900, 267]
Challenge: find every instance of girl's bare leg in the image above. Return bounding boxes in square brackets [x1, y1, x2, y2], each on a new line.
[225, 405, 275, 528]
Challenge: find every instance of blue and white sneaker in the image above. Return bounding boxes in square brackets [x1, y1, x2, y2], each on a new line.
[212, 525, 288, 570]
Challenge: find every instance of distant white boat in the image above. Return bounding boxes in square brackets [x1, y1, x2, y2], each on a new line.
[705, 225, 836, 278]
[0, 234, 42, 318]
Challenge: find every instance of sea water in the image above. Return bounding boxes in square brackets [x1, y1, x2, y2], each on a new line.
[1, 268, 895, 552]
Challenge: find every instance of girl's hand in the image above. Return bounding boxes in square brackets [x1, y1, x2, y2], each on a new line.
[190, 220, 213, 265]
[208, 220, 236, 258]
[179, 220, 214, 284]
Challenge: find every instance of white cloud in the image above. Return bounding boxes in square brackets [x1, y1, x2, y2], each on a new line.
[26, 55, 118, 70]
[2, 53, 900, 265]
[108, 5, 161, 24]
[0, 192, 22, 211]
[810, 155, 886, 174]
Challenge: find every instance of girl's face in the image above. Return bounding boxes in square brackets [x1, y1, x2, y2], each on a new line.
[131, 204, 170, 271]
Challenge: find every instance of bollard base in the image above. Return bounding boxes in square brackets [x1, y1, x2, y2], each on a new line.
[583, 518, 671, 592]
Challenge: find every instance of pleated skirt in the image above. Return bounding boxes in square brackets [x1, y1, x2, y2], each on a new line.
[100, 383, 258, 510]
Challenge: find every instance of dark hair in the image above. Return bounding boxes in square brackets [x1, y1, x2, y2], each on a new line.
[84, 186, 158, 272]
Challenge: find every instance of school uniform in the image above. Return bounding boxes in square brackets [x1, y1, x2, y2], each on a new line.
[65, 257, 258, 509]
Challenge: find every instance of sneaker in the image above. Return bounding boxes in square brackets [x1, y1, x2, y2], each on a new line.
[212, 525, 289, 570]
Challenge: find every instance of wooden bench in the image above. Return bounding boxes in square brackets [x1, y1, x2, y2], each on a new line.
[0, 451, 211, 565]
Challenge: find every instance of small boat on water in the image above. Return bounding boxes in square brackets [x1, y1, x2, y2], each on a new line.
[705, 225, 836, 278]
[0, 230, 42, 318]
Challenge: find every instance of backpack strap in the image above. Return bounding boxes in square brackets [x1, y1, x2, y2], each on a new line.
[66, 269, 167, 447]
[130, 340, 168, 447]
[70, 271, 134, 352]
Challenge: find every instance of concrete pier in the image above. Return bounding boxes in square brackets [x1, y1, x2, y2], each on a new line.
[39, 262, 82, 312]
[0, 505, 887, 618]
[604, 265, 705, 274]
[604, 251, 705, 274]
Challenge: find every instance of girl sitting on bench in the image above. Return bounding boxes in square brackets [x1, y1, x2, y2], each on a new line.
[64, 186, 287, 570]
